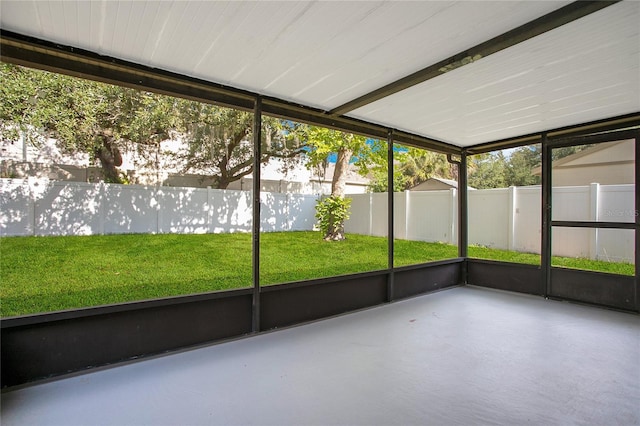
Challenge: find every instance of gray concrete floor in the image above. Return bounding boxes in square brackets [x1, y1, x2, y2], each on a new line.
[1, 286, 639, 426]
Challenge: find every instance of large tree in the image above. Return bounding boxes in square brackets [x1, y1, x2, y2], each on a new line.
[0, 63, 301, 187]
[300, 126, 378, 197]
[396, 147, 456, 190]
[504, 145, 541, 187]
[293, 125, 385, 240]
[171, 105, 301, 189]
[468, 151, 509, 189]
[1, 63, 178, 183]
[2, 63, 399, 241]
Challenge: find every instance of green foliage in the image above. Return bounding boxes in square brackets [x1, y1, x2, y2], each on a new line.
[1, 63, 398, 191]
[0, 62, 301, 188]
[289, 124, 385, 196]
[301, 127, 367, 170]
[173, 105, 297, 188]
[468, 151, 509, 189]
[366, 142, 405, 193]
[504, 146, 541, 187]
[315, 195, 352, 240]
[467, 144, 598, 190]
[367, 146, 457, 192]
[368, 168, 406, 192]
[469, 146, 542, 189]
[1, 63, 179, 182]
[396, 147, 455, 190]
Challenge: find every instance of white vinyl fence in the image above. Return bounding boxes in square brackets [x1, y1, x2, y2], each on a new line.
[1, 179, 635, 262]
[0, 179, 317, 237]
[346, 184, 635, 263]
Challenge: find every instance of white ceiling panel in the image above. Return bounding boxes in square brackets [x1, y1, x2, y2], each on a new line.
[1, 0, 637, 148]
[2, 1, 567, 108]
[348, 1, 640, 146]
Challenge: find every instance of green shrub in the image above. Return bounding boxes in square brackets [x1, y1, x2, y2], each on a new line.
[315, 195, 352, 241]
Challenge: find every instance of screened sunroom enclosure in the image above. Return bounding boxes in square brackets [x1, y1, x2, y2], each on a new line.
[0, 0, 638, 405]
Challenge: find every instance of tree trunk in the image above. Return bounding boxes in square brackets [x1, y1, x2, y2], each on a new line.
[216, 177, 229, 189]
[324, 147, 353, 241]
[95, 135, 123, 183]
[324, 213, 346, 241]
[331, 147, 352, 197]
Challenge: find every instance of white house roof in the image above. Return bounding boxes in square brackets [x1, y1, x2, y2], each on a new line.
[409, 177, 476, 191]
[551, 140, 634, 169]
[432, 178, 459, 188]
[1, 1, 638, 149]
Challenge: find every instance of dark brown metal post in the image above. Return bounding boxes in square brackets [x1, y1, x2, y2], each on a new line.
[541, 133, 552, 297]
[635, 136, 639, 312]
[252, 96, 262, 332]
[458, 152, 468, 257]
[387, 130, 395, 302]
[458, 151, 468, 283]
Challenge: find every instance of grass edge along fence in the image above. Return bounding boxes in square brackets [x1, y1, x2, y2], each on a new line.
[1, 232, 633, 317]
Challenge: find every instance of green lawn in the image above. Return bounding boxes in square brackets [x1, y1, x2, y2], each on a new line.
[0, 231, 633, 317]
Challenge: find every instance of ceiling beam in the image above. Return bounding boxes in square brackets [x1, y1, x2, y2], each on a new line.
[0, 32, 257, 112]
[329, 1, 620, 117]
